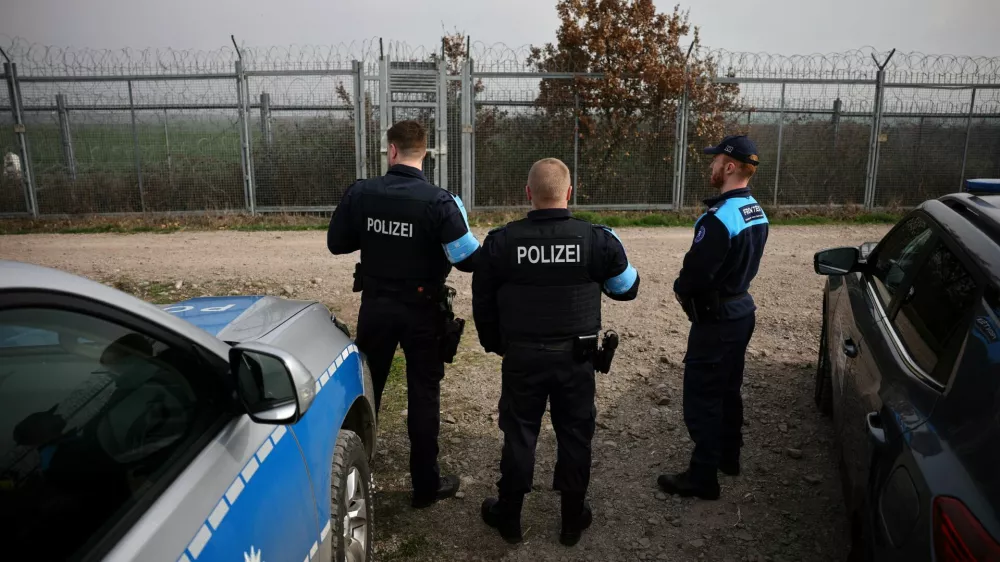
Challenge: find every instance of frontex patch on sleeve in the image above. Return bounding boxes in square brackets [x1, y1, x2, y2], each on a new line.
[739, 203, 765, 223]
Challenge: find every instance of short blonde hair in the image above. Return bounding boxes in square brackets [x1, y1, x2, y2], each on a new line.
[527, 158, 571, 202]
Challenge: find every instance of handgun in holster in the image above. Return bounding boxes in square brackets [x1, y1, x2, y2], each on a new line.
[680, 292, 721, 323]
[437, 285, 465, 364]
[352, 263, 363, 293]
[573, 330, 619, 374]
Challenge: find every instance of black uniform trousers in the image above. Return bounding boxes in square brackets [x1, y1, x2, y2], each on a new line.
[355, 293, 444, 499]
[682, 312, 756, 484]
[496, 340, 597, 499]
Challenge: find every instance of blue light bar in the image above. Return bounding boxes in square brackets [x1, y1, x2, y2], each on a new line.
[965, 179, 1000, 194]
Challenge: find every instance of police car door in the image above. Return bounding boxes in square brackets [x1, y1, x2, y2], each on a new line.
[0, 291, 322, 562]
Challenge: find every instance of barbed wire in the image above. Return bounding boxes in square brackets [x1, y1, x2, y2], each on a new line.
[2, 36, 998, 86]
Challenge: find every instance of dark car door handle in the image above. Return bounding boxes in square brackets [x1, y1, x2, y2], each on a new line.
[843, 338, 859, 358]
[867, 411, 887, 448]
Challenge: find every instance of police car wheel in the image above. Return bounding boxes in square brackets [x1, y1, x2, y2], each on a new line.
[331, 429, 373, 562]
[813, 318, 833, 416]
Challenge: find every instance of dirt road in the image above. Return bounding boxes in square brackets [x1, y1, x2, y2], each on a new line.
[2, 224, 891, 561]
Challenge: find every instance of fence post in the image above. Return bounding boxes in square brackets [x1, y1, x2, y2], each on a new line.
[379, 47, 390, 175]
[460, 59, 473, 206]
[127, 80, 146, 212]
[573, 87, 579, 207]
[864, 50, 895, 210]
[960, 88, 977, 190]
[56, 94, 77, 183]
[437, 55, 448, 191]
[672, 81, 689, 210]
[260, 92, 273, 149]
[164, 108, 174, 191]
[234, 60, 255, 214]
[5, 62, 38, 217]
[773, 82, 786, 207]
[352, 61, 367, 180]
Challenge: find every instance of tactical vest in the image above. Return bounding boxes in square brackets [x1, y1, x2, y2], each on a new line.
[357, 176, 449, 284]
[497, 217, 602, 341]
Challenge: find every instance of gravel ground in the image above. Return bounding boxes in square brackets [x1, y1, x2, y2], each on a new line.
[1, 224, 891, 562]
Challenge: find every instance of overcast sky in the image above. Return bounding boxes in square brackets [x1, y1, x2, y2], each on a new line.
[1, 0, 997, 57]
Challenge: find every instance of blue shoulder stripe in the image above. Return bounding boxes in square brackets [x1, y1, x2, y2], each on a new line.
[442, 193, 480, 264]
[601, 226, 638, 295]
[713, 196, 769, 238]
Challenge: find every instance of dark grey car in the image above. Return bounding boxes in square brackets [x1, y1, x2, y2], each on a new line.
[813, 190, 1000, 560]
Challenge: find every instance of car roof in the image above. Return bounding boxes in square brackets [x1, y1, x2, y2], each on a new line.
[0, 259, 232, 357]
[922, 193, 1000, 290]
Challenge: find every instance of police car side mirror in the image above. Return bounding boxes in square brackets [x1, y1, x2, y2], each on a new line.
[814, 247, 862, 276]
[230, 342, 316, 425]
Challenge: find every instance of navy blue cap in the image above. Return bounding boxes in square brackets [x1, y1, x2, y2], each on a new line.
[703, 135, 760, 166]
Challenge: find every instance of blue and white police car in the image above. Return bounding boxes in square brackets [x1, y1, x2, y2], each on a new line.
[0, 260, 377, 562]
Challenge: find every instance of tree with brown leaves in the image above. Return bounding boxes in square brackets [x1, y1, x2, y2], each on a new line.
[527, 0, 740, 204]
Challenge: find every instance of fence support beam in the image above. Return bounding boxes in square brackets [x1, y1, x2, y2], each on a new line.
[379, 52, 390, 176]
[960, 88, 977, 189]
[774, 82, 787, 207]
[5, 62, 37, 217]
[352, 61, 367, 180]
[672, 84, 689, 209]
[127, 80, 146, 212]
[234, 60, 256, 214]
[573, 88, 580, 207]
[56, 94, 77, 183]
[864, 50, 895, 209]
[460, 59, 473, 206]
[260, 92, 273, 149]
[437, 55, 448, 191]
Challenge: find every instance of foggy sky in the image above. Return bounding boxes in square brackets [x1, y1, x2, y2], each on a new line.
[1, 0, 997, 57]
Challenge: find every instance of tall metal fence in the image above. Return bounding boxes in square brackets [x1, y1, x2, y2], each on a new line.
[1, 37, 998, 217]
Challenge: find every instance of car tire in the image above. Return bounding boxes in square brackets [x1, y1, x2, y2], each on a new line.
[331, 429, 373, 562]
[814, 316, 834, 416]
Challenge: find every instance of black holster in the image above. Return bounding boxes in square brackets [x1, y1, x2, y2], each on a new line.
[438, 285, 465, 364]
[352, 263, 363, 292]
[680, 292, 721, 323]
[572, 330, 619, 374]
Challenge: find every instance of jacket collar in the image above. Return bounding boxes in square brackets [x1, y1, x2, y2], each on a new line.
[703, 187, 752, 208]
[387, 164, 427, 181]
[526, 208, 571, 220]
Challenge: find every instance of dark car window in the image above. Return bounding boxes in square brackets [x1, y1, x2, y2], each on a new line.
[0, 307, 228, 560]
[891, 240, 978, 383]
[870, 215, 935, 311]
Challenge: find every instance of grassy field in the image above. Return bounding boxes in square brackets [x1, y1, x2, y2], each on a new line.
[0, 207, 903, 235]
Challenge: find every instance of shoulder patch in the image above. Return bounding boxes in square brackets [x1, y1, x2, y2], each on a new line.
[738, 203, 765, 223]
[694, 225, 707, 243]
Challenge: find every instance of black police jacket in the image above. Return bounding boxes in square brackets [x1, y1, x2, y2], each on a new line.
[472, 208, 640, 354]
[326, 165, 480, 289]
[674, 188, 769, 320]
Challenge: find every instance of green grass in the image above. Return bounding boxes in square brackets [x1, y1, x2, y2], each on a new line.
[376, 354, 408, 431]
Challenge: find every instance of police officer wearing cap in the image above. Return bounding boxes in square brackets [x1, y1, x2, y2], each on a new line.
[658, 135, 769, 501]
[327, 119, 480, 508]
[472, 158, 640, 546]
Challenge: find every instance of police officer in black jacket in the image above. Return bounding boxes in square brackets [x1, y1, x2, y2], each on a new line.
[658, 135, 769, 501]
[327, 120, 481, 508]
[472, 158, 639, 546]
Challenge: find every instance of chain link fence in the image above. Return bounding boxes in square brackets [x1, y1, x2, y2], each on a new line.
[1, 38, 998, 217]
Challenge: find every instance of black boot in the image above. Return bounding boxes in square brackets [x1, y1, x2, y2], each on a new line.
[559, 493, 593, 546]
[718, 459, 740, 476]
[657, 470, 720, 500]
[481, 496, 524, 544]
[412, 474, 460, 509]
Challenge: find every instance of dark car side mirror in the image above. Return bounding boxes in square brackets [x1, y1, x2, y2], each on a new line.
[814, 247, 862, 276]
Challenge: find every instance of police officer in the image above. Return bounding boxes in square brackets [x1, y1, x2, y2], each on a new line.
[472, 158, 640, 546]
[327, 119, 481, 508]
[658, 135, 769, 500]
